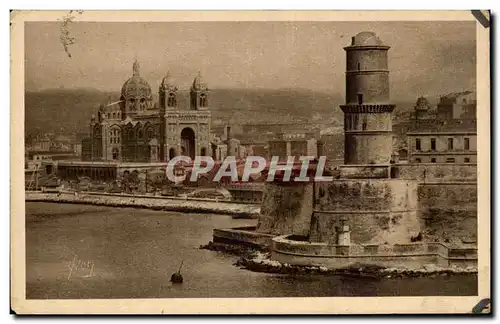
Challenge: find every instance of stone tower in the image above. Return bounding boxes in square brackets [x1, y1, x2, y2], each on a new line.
[340, 31, 395, 165]
[159, 71, 178, 113]
[190, 72, 209, 110]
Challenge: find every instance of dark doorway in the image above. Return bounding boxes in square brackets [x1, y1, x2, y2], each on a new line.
[181, 127, 196, 159]
[112, 148, 119, 160]
[357, 93, 363, 105]
[169, 148, 176, 160]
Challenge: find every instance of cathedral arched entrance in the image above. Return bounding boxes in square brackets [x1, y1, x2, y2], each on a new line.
[181, 127, 196, 160]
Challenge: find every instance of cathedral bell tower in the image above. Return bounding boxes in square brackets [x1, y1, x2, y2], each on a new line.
[340, 31, 395, 165]
[159, 72, 178, 115]
[190, 72, 209, 110]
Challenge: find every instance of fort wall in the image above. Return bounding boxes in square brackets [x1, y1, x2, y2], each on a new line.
[396, 163, 477, 181]
[271, 235, 477, 269]
[256, 182, 314, 236]
[310, 179, 420, 245]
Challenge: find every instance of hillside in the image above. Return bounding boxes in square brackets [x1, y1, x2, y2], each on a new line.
[25, 88, 345, 138]
[25, 87, 418, 141]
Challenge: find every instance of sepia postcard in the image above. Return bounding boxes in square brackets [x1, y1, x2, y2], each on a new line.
[10, 10, 490, 315]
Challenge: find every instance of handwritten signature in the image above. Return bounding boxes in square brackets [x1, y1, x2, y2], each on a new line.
[65, 255, 95, 280]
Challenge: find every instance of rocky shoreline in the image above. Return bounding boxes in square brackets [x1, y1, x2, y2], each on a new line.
[201, 241, 478, 279]
[25, 192, 260, 218]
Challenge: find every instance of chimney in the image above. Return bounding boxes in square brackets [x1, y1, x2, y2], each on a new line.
[226, 125, 232, 157]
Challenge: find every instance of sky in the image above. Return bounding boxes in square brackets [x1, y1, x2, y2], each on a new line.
[25, 21, 476, 100]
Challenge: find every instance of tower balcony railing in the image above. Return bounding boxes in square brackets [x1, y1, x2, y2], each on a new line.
[340, 104, 395, 113]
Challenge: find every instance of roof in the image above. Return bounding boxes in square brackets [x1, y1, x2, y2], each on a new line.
[121, 75, 152, 99]
[120, 60, 152, 99]
[160, 72, 178, 91]
[57, 161, 169, 167]
[439, 91, 475, 104]
[28, 150, 75, 156]
[344, 31, 389, 49]
[105, 100, 123, 107]
[407, 118, 477, 133]
[192, 72, 208, 91]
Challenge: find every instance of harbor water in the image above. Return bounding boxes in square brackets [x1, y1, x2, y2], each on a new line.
[26, 202, 477, 299]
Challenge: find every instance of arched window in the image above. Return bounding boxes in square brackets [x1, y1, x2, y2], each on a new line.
[147, 128, 154, 139]
[128, 129, 134, 140]
[137, 129, 143, 139]
[200, 93, 207, 107]
[112, 148, 119, 160]
[109, 128, 120, 144]
[201, 147, 207, 156]
[168, 93, 176, 107]
[129, 98, 136, 110]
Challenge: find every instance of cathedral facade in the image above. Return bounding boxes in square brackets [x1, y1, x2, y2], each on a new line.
[86, 60, 212, 162]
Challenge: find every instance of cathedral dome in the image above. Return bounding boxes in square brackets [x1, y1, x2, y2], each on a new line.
[121, 76, 152, 99]
[120, 59, 152, 99]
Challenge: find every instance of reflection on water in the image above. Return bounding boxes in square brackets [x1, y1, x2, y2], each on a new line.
[26, 203, 477, 299]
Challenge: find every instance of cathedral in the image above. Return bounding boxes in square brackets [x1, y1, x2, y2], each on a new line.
[84, 59, 212, 162]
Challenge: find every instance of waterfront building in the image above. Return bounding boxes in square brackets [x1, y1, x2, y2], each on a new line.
[407, 92, 477, 164]
[85, 59, 212, 163]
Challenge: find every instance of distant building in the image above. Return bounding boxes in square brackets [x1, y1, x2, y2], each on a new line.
[25, 150, 78, 170]
[81, 137, 92, 161]
[85, 59, 211, 162]
[72, 142, 82, 157]
[413, 96, 436, 120]
[212, 126, 247, 161]
[319, 133, 344, 164]
[407, 92, 477, 164]
[268, 131, 319, 161]
[30, 133, 52, 151]
[213, 138, 246, 161]
[437, 91, 476, 120]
